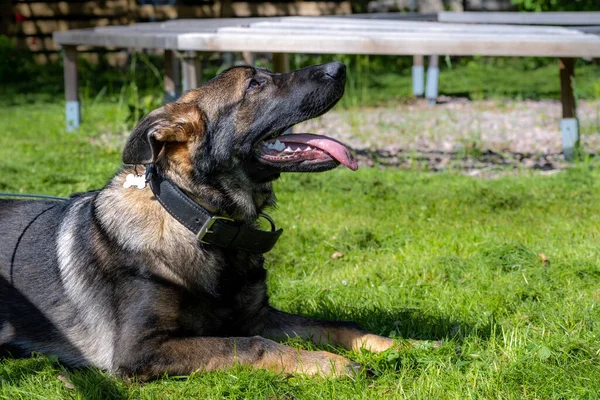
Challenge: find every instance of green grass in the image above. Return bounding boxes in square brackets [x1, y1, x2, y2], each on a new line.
[3, 101, 600, 399]
[335, 57, 600, 107]
[2, 49, 600, 110]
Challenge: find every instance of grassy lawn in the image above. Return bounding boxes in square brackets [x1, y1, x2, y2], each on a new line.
[2, 99, 600, 399]
[2, 52, 600, 110]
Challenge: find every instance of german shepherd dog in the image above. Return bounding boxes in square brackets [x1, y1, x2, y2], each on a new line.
[0, 62, 398, 379]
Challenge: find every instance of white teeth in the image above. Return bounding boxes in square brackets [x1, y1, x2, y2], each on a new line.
[263, 141, 310, 153]
[266, 140, 285, 151]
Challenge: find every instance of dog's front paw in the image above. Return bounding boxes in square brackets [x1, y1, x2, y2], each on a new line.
[295, 350, 359, 377]
[351, 334, 396, 352]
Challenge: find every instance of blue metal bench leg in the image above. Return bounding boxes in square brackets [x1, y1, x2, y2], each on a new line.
[426, 55, 439, 105]
[63, 45, 80, 131]
[412, 55, 424, 97]
[559, 58, 579, 161]
[562, 119, 579, 161]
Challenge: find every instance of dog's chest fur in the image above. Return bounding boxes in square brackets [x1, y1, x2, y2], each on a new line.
[89, 179, 271, 364]
[1, 180, 271, 372]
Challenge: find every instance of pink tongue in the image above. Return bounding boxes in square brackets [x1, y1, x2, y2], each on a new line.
[277, 134, 358, 171]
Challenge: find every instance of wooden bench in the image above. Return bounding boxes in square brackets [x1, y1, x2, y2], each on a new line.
[437, 11, 600, 160]
[53, 14, 600, 159]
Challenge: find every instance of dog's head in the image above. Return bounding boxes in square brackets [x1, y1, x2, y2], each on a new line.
[121, 62, 356, 218]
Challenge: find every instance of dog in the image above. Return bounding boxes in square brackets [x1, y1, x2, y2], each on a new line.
[0, 62, 399, 380]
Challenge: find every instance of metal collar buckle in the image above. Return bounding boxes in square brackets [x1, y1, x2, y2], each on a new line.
[197, 215, 234, 244]
[258, 213, 276, 231]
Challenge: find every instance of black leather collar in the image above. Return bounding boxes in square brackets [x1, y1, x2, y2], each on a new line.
[146, 166, 282, 253]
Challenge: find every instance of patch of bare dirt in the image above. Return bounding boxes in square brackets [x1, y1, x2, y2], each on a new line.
[296, 98, 600, 175]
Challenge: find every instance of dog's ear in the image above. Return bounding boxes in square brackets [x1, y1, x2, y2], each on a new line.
[122, 107, 167, 165]
[122, 103, 204, 165]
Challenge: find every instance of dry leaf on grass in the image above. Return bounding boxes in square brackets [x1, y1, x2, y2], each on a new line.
[57, 374, 75, 390]
[331, 251, 343, 259]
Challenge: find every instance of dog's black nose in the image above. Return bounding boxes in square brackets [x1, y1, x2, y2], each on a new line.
[324, 62, 346, 80]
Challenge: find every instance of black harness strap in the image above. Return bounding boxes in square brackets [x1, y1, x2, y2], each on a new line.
[9, 203, 61, 285]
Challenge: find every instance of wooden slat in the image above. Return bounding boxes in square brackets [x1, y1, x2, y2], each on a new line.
[54, 29, 180, 49]
[73, 18, 587, 36]
[82, 18, 599, 37]
[96, 18, 275, 33]
[278, 16, 588, 34]
[217, 26, 594, 40]
[578, 26, 600, 34]
[439, 11, 600, 26]
[179, 31, 600, 57]
[335, 12, 436, 21]
[157, 17, 276, 29]
[247, 20, 584, 35]
[53, 18, 600, 58]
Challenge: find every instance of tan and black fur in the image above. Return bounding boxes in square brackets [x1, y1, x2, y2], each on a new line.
[0, 62, 397, 379]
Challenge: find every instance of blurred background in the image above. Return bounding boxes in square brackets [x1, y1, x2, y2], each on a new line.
[1, 0, 600, 174]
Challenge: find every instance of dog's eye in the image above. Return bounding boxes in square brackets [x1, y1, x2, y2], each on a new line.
[248, 79, 261, 90]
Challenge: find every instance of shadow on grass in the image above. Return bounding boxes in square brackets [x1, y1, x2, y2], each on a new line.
[364, 308, 500, 343]
[290, 304, 501, 344]
[1, 275, 126, 399]
[0, 355, 127, 400]
[67, 368, 128, 400]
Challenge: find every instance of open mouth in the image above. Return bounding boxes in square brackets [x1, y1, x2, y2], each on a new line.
[255, 133, 358, 171]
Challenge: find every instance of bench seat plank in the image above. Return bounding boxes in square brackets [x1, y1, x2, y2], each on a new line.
[439, 11, 600, 26]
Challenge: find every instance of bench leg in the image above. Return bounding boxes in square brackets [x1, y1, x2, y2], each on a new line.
[63, 45, 80, 132]
[182, 51, 202, 93]
[273, 53, 290, 74]
[559, 57, 579, 161]
[221, 52, 234, 69]
[412, 55, 424, 97]
[242, 51, 255, 66]
[426, 55, 439, 105]
[164, 50, 181, 103]
[273, 53, 292, 134]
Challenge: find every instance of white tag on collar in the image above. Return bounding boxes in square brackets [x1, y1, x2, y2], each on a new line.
[123, 173, 146, 190]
